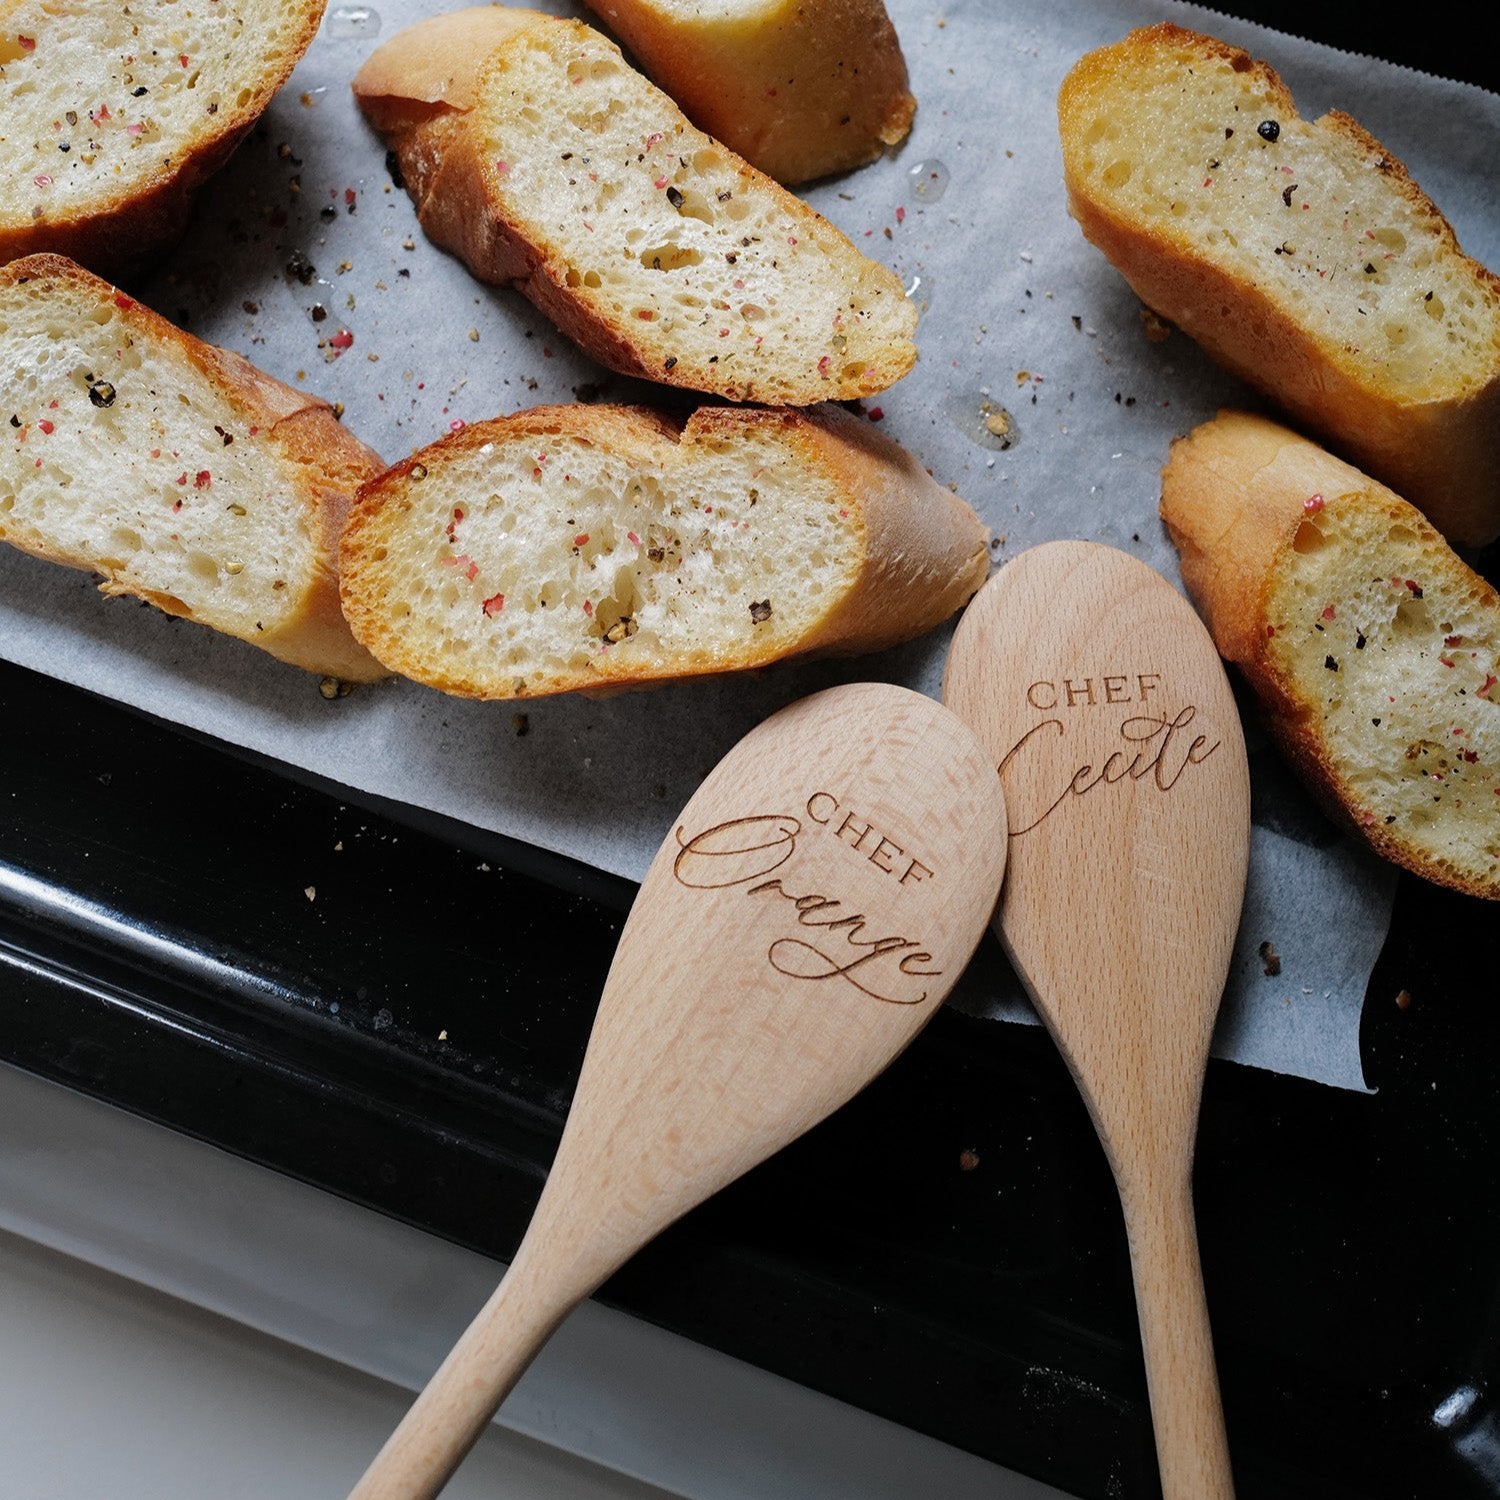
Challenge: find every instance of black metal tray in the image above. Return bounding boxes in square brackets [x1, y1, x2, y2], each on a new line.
[3, 13, 1498, 1500]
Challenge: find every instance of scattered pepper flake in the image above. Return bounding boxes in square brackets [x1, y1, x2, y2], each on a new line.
[749, 598, 772, 623]
[1321, 605, 1336, 620]
[194, 469, 211, 488]
[1258, 940, 1281, 977]
[328, 328, 354, 351]
[482, 592, 505, 617]
[36, 419, 53, 434]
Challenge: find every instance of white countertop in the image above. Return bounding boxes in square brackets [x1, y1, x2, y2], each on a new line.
[0, 1063, 1072, 1500]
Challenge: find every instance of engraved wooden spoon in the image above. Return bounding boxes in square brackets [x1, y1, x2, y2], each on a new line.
[943, 540, 1249, 1500]
[348, 681, 1008, 1499]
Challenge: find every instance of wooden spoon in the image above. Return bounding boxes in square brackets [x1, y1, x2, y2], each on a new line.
[348, 681, 1008, 1499]
[943, 541, 1248, 1500]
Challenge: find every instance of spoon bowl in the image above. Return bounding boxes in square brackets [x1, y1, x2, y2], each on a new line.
[349, 681, 1008, 1499]
[944, 540, 1249, 1500]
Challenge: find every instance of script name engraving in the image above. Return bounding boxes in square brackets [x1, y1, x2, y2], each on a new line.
[1000, 704, 1221, 835]
[672, 799, 941, 1006]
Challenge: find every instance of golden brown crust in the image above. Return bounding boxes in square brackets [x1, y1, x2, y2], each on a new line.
[353, 8, 916, 405]
[1161, 410, 1500, 899]
[579, 0, 915, 184]
[1, 254, 386, 681]
[339, 402, 988, 700]
[0, 2, 324, 277]
[1060, 22, 1500, 546]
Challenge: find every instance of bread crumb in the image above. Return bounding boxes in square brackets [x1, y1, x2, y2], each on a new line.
[1258, 940, 1282, 977]
[304, 885, 316, 902]
[1139, 308, 1172, 343]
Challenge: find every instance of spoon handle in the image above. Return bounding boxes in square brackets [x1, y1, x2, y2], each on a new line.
[1121, 1179, 1235, 1500]
[347, 1247, 581, 1500]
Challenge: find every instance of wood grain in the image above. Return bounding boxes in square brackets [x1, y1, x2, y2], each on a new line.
[943, 540, 1249, 1500]
[348, 681, 1007, 1498]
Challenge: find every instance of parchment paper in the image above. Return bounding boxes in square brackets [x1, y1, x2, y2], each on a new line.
[5, 0, 1495, 1089]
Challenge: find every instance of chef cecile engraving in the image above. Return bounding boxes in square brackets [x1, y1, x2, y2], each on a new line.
[1000, 671, 1221, 835]
[671, 793, 941, 1005]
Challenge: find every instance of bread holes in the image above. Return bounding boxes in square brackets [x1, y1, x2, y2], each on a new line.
[639, 243, 702, 272]
[1292, 519, 1326, 553]
[185, 551, 220, 585]
[669, 189, 717, 227]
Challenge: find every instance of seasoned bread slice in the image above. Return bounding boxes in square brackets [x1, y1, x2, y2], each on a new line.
[352, 7, 917, 405]
[1059, 23, 1500, 546]
[1161, 410, 1499, 899]
[339, 403, 989, 700]
[0, 254, 385, 681]
[576, 0, 915, 185]
[0, 0, 326, 273]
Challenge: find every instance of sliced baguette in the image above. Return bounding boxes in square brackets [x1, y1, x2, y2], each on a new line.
[352, 7, 917, 405]
[339, 402, 989, 700]
[1161, 409, 1499, 899]
[1059, 23, 1500, 546]
[0, 0, 325, 273]
[577, 0, 915, 184]
[0, 254, 385, 681]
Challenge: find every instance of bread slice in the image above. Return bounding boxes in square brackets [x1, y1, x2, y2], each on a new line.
[1161, 410, 1499, 899]
[576, 0, 915, 185]
[352, 7, 917, 405]
[339, 402, 988, 700]
[1059, 23, 1500, 546]
[0, 0, 324, 273]
[0, 254, 386, 682]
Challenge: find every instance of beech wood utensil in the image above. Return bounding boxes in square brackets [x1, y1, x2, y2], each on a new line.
[348, 682, 1008, 1499]
[943, 540, 1249, 1500]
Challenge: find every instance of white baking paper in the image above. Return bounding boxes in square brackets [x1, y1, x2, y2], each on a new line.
[4, 0, 1493, 1090]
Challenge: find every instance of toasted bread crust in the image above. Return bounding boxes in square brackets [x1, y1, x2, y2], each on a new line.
[1060, 23, 1500, 546]
[579, 0, 915, 184]
[340, 402, 989, 700]
[353, 8, 916, 405]
[1161, 410, 1499, 898]
[0, 1, 325, 276]
[2, 254, 386, 681]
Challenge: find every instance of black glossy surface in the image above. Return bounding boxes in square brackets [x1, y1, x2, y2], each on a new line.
[2, 16, 1498, 1500]
[4, 649, 1500, 1500]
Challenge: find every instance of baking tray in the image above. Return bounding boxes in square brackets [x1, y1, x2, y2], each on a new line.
[2, 8, 1498, 1499]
